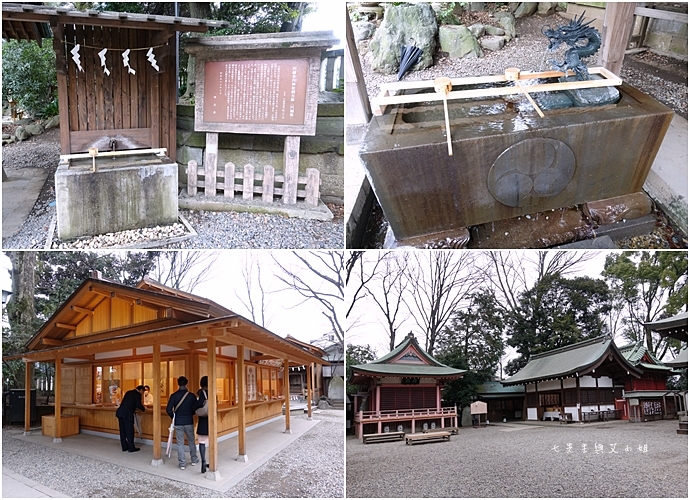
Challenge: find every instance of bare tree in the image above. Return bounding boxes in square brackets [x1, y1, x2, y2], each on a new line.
[345, 251, 380, 318]
[233, 252, 269, 326]
[404, 251, 479, 355]
[151, 251, 218, 292]
[364, 252, 410, 352]
[272, 251, 344, 342]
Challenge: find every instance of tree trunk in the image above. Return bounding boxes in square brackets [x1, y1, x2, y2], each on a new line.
[182, 2, 213, 101]
[7, 251, 36, 329]
[280, 3, 307, 32]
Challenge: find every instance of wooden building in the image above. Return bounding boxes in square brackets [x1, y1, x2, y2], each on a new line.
[2, 3, 231, 160]
[285, 335, 344, 400]
[619, 342, 684, 421]
[349, 333, 465, 439]
[15, 275, 325, 474]
[502, 336, 642, 422]
[476, 381, 525, 422]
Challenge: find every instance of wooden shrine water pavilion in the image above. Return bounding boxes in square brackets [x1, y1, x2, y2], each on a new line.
[12, 274, 325, 477]
[349, 333, 465, 439]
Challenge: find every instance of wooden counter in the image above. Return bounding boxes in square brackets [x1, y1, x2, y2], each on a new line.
[42, 414, 80, 438]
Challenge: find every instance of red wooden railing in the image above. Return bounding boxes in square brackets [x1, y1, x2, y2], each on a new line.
[355, 406, 457, 422]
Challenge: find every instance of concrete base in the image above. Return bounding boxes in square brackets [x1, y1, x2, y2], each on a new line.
[178, 194, 333, 221]
[205, 470, 222, 481]
[284, 428, 293, 434]
[150, 458, 164, 467]
[22, 431, 32, 436]
[52, 438, 62, 443]
[56, 155, 179, 239]
[236, 454, 249, 463]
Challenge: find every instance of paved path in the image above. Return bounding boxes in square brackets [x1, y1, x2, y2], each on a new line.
[2, 468, 69, 498]
[1, 166, 48, 240]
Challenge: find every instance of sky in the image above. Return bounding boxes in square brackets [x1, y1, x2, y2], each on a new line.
[345, 250, 614, 359]
[1, 250, 339, 345]
[302, 2, 345, 49]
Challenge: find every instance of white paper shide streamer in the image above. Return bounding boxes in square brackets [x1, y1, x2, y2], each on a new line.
[71, 44, 83, 72]
[122, 49, 136, 75]
[98, 48, 110, 76]
[146, 47, 159, 72]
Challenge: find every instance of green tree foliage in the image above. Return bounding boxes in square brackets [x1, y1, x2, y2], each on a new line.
[505, 274, 612, 375]
[435, 290, 505, 408]
[346, 343, 377, 394]
[603, 251, 688, 358]
[2, 40, 57, 116]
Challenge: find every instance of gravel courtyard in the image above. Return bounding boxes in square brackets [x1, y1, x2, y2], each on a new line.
[3, 410, 344, 498]
[346, 420, 688, 498]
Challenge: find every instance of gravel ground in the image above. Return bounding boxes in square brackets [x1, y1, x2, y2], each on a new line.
[346, 420, 688, 498]
[1, 128, 344, 250]
[2, 410, 344, 498]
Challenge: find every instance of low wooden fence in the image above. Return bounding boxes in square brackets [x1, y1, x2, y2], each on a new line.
[186, 160, 321, 206]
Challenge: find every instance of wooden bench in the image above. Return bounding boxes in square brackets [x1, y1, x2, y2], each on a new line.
[405, 431, 451, 445]
[422, 426, 459, 434]
[362, 431, 405, 444]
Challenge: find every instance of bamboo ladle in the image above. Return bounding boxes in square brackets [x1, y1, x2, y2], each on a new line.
[504, 67, 545, 118]
[433, 77, 454, 156]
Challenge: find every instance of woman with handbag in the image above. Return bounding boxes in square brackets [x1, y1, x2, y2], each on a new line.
[196, 376, 210, 473]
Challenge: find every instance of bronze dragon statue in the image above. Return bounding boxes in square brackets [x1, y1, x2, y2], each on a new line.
[542, 12, 601, 81]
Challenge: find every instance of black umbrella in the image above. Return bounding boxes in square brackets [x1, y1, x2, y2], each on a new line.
[397, 44, 423, 81]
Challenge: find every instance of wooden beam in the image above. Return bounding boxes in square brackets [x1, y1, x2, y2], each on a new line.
[237, 346, 247, 461]
[152, 343, 161, 462]
[283, 359, 291, 433]
[208, 336, 218, 473]
[345, 7, 372, 124]
[634, 6, 688, 24]
[55, 322, 77, 331]
[70, 305, 94, 315]
[24, 362, 32, 433]
[306, 363, 313, 420]
[602, 2, 637, 76]
[89, 286, 114, 298]
[42, 338, 64, 347]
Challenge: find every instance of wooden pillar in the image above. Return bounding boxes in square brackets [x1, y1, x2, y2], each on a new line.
[54, 357, 62, 442]
[282, 136, 300, 204]
[283, 359, 291, 434]
[306, 363, 313, 420]
[24, 361, 32, 433]
[236, 346, 248, 462]
[576, 376, 582, 422]
[51, 21, 70, 155]
[345, 8, 372, 124]
[375, 385, 380, 413]
[534, 381, 540, 421]
[151, 344, 162, 465]
[208, 336, 219, 474]
[205, 132, 218, 196]
[602, 2, 637, 76]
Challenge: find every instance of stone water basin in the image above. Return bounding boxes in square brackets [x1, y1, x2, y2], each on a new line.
[359, 82, 674, 243]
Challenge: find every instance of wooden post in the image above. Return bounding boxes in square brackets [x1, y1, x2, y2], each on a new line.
[263, 166, 275, 203]
[345, 9, 372, 124]
[52, 22, 71, 155]
[188, 160, 197, 196]
[282, 136, 300, 205]
[306, 363, 313, 420]
[236, 346, 247, 462]
[602, 2, 637, 76]
[576, 377, 582, 422]
[24, 361, 32, 433]
[208, 335, 219, 474]
[243, 164, 254, 200]
[283, 359, 291, 434]
[205, 132, 218, 196]
[151, 344, 162, 465]
[224, 162, 235, 198]
[54, 357, 62, 442]
[305, 168, 320, 206]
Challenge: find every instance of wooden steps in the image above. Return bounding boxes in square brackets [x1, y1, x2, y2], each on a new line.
[405, 431, 451, 445]
[362, 431, 405, 444]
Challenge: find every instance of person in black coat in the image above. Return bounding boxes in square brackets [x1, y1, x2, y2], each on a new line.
[115, 385, 146, 452]
[166, 376, 201, 469]
[197, 376, 209, 473]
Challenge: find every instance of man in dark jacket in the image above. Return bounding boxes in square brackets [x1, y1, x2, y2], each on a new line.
[115, 385, 146, 452]
[166, 376, 201, 469]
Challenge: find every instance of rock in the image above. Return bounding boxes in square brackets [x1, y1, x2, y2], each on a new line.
[14, 118, 31, 126]
[534, 91, 574, 110]
[480, 35, 506, 52]
[44, 115, 60, 130]
[498, 14, 517, 41]
[352, 21, 376, 42]
[468, 23, 485, 38]
[439, 25, 483, 59]
[15, 126, 31, 141]
[25, 123, 45, 136]
[369, 3, 438, 75]
[514, 2, 539, 18]
[484, 25, 505, 36]
[537, 2, 557, 16]
[561, 75, 621, 106]
[2, 133, 10, 140]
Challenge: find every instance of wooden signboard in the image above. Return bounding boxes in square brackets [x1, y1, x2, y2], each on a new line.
[470, 401, 488, 414]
